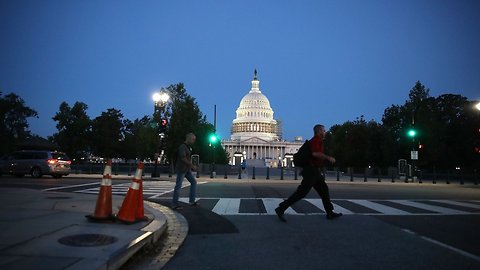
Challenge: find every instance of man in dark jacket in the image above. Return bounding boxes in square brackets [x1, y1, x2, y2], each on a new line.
[172, 133, 198, 209]
[275, 124, 342, 221]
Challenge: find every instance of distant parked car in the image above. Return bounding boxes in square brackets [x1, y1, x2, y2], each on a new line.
[0, 150, 71, 178]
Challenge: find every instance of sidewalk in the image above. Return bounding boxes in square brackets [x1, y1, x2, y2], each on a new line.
[0, 187, 168, 270]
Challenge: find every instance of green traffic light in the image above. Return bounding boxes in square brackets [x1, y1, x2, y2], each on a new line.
[209, 134, 218, 143]
[408, 129, 416, 137]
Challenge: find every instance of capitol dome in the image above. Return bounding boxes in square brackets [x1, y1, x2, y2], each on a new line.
[231, 70, 279, 142]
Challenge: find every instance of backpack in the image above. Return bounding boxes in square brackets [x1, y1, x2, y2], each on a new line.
[293, 140, 311, 168]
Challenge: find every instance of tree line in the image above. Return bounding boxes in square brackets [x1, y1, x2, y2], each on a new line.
[0, 83, 228, 164]
[1, 81, 479, 171]
[325, 81, 479, 173]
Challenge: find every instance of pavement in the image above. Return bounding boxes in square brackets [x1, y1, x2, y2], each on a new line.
[0, 187, 176, 270]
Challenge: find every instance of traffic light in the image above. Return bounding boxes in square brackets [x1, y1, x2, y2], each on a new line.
[209, 133, 218, 144]
[407, 128, 416, 138]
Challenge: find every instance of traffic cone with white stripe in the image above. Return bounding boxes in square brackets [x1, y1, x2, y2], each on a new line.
[116, 162, 144, 223]
[86, 159, 114, 221]
[136, 176, 148, 221]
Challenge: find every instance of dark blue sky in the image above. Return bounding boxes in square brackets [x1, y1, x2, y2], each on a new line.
[1, 0, 479, 141]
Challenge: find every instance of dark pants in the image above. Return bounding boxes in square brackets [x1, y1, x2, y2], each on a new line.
[279, 167, 334, 214]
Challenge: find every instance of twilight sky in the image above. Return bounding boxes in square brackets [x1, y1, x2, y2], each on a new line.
[1, 0, 479, 141]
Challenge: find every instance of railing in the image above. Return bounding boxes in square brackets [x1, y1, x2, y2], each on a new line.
[70, 163, 479, 185]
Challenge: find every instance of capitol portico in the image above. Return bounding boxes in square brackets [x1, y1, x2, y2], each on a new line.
[221, 70, 303, 168]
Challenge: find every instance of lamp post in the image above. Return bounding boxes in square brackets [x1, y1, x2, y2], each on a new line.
[151, 89, 170, 178]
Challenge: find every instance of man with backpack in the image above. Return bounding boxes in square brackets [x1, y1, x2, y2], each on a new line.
[172, 133, 198, 210]
[275, 124, 342, 221]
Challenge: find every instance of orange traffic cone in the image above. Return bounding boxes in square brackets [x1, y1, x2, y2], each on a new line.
[136, 176, 148, 221]
[86, 159, 114, 221]
[117, 162, 144, 223]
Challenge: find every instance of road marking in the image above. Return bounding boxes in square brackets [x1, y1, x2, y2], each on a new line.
[391, 200, 469, 214]
[262, 198, 297, 215]
[43, 182, 99, 191]
[431, 200, 480, 210]
[305, 199, 354, 214]
[402, 229, 480, 262]
[212, 198, 241, 215]
[174, 198, 480, 216]
[350, 200, 410, 215]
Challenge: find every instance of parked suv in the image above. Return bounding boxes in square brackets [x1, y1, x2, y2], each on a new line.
[0, 150, 71, 178]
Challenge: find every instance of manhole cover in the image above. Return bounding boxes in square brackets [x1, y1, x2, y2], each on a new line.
[58, 234, 118, 247]
[46, 196, 72, 199]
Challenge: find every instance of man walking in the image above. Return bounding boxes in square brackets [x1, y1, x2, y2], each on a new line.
[172, 133, 198, 210]
[275, 124, 342, 221]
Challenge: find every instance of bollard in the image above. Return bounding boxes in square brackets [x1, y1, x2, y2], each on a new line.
[294, 167, 298, 180]
[418, 170, 422, 184]
[364, 168, 367, 182]
[473, 168, 478, 185]
[128, 164, 132, 176]
[252, 167, 256, 180]
[238, 166, 242, 179]
[169, 164, 172, 178]
[350, 168, 354, 182]
[266, 167, 270, 180]
[114, 162, 118, 176]
[391, 169, 395, 183]
[224, 167, 228, 179]
[446, 170, 450, 184]
[377, 168, 381, 182]
[280, 167, 284, 180]
[336, 168, 340, 181]
[474, 169, 478, 185]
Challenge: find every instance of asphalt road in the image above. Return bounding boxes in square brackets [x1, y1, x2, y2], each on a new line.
[1, 175, 479, 270]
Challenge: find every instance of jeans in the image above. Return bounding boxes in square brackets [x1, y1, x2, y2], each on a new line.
[173, 170, 197, 206]
[279, 167, 334, 214]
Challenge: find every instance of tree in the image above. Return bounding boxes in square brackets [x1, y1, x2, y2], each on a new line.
[164, 83, 228, 164]
[0, 92, 38, 155]
[327, 116, 385, 169]
[121, 116, 157, 160]
[91, 108, 124, 158]
[52, 102, 91, 161]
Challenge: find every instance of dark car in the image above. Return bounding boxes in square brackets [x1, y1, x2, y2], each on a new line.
[0, 150, 71, 178]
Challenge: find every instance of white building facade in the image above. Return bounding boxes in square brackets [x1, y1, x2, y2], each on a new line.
[221, 70, 303, 168]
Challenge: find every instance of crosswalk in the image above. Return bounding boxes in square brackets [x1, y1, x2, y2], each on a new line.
[177, 197, 480, 216]
[65, 182, 480, 217]
[73, 181, 188, 199]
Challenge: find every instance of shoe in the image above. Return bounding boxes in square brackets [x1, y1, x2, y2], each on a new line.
[188, 202, 199, 206]
[172, 205, 183, 210]
[326, 212, 342, 220]
[275, 207, 287, 222]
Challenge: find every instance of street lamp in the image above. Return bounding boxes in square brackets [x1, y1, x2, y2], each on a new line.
[475, 101, 480, 111]
[151, 88, 170, 178]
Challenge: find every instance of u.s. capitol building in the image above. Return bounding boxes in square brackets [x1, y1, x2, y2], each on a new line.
[221, 70, 303, 167]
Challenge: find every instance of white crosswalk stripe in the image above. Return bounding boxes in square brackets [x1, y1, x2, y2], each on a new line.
[390, 200, 469, 215]
[176, 198, 480, 216]
[349, 199, 410, 215]
[262, 198, 297, 215]
[212, 198, 241, 215]
[75, 181, 189, 199]
[431, 200, 480, 210]
[304, 199, 355, 215]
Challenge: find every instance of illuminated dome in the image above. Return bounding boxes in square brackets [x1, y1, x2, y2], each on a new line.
[231, 70, 279, 141]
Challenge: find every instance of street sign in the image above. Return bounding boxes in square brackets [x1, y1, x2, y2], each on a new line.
[411, 151, 418, 160]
